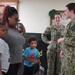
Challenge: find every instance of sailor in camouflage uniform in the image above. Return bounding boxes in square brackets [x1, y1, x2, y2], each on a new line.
[58, 3, 75, 75]
[41, 13, 65, 75]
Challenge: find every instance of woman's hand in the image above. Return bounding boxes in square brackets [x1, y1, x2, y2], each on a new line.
[49, 40, 54, 44]
[57, 38, 64, 43]
[60, 50, 64, 58]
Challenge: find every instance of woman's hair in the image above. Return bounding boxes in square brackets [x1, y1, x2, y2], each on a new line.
[2, 5, 18, 24]
[27, 35, 38, 44]
[66, 3, 75, 14]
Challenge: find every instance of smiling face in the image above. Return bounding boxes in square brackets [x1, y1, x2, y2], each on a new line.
[54, 14, 62, 25]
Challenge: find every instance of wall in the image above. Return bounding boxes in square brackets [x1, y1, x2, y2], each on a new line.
[0, 0, 18, 2]
[18, 0, 75, 33]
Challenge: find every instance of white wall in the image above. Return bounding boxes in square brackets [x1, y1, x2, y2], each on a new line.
[18, 0, 75, 33]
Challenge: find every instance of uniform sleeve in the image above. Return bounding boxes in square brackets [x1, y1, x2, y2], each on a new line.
[64, 22, 75, 47]
[41, 27, 51, 44]
[59, 25, 65, 50]
[61, 25, 65, 37]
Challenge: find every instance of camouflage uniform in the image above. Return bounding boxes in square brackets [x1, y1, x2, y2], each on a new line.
[41, 25, 65, 75]
[62, 18, 75, 75]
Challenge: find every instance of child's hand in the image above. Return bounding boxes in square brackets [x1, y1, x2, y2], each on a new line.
[39, 62, 41, 65]
[33, 59, 39, 64]
[37, 59, 41, 65]
[34, 59, 41, 64]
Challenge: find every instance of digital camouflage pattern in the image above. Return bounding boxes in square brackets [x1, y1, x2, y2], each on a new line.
[41, 24, 65, 75]
[61, 18, 75, 75]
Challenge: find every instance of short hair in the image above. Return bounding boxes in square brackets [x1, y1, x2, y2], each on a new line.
[27, 35, 38, 44]
[2, 5, 18, 24]
[66, 3, 75, 14]
[0, 22, 5, 27]
[54, 13, 62, 17]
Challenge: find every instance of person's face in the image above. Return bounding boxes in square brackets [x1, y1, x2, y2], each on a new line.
[64, 7, 72, 19]
[54, 14, 61, 23]
[29, 41, 37, 49]
[0, 26, 7, 39]
[8, 14, 20, 27]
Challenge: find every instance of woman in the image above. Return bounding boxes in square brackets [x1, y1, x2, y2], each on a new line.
[41, 13, 65, 75]
[2, 6, 25, 75]
[58, 3, 75, 75]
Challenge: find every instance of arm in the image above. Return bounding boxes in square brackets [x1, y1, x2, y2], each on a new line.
[0, 41, 4, 75]
[57, 25, 65, 43]
[41, 27, 51, 44]
[64, 23, 75, 47]
[17, 23, 26, 36]
[37, 58, 41, 65]
[23, 56, 40, 64]
[20, 24, 26, 36]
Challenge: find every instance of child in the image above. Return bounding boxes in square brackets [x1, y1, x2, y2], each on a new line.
[22, 35, 41, 75]
[0, 22, 10, 75]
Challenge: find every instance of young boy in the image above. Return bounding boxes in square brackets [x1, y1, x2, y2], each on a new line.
[22, 35, 41, 75]
[0, 22, 10, 75]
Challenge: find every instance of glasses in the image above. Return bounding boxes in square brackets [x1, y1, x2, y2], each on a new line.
[14, 18, 20, 22]
[11, 16, 20, 22]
